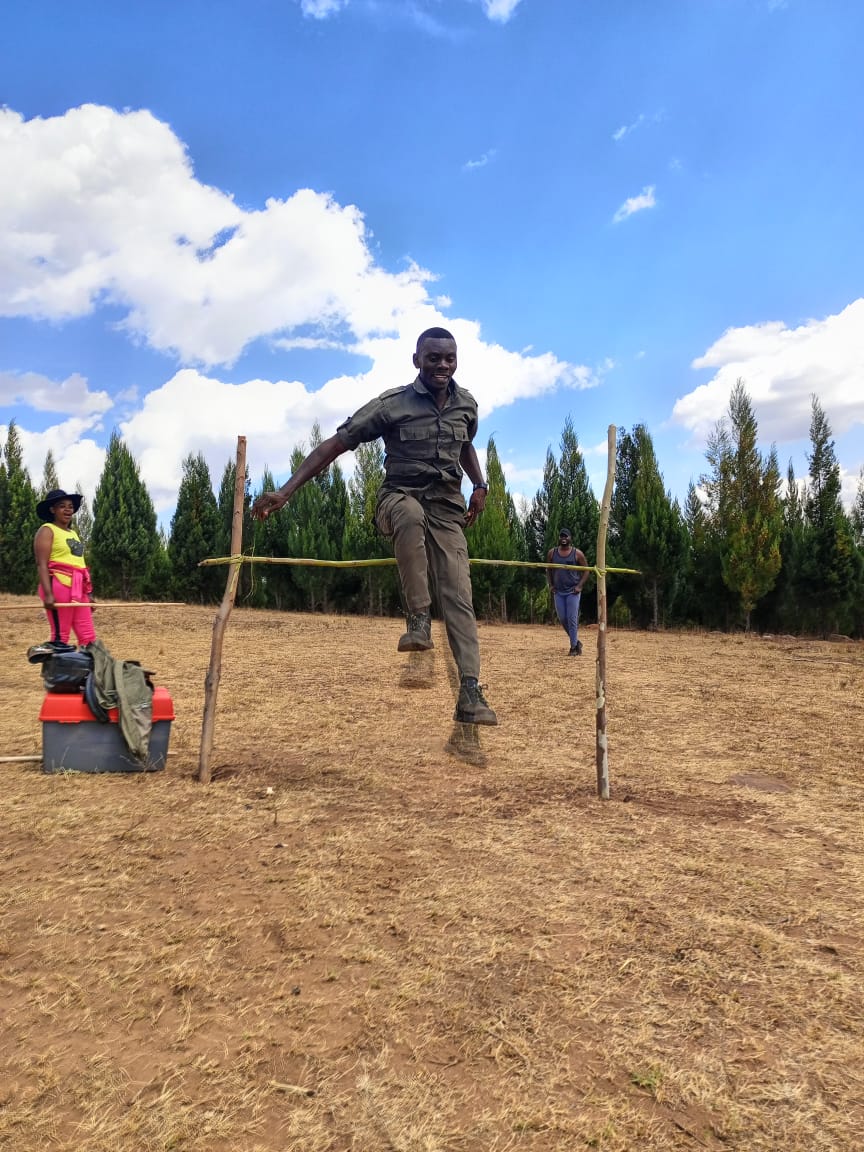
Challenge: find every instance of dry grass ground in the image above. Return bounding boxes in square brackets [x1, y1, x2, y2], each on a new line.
[1, 594, 863, 1151]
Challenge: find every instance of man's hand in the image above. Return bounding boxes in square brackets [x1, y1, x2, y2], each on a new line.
[251, 491, 288, 521]
[465, 487, 486, 527]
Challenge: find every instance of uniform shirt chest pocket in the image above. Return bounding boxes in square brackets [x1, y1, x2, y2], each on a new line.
[399, 423, 468, 458]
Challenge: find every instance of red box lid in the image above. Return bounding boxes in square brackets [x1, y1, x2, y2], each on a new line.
[39, 685, 175, 724]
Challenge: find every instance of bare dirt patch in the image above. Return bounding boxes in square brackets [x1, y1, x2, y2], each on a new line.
[1, 597, 863, 1150]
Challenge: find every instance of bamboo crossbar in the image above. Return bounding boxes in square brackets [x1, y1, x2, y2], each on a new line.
[0, 601, 186, 612]
[199, 554, 641, 576]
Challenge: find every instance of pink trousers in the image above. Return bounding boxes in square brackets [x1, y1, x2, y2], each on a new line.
[40, 575, 97, 646]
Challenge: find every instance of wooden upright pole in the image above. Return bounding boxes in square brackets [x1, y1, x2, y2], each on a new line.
[595, 424, 616, 800]
[198, 436, 246, 784]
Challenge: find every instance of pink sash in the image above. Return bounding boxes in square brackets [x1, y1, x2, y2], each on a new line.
[48, 561, 93, 600]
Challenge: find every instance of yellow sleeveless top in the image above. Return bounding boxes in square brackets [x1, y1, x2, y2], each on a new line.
[46, 522, 87, 587]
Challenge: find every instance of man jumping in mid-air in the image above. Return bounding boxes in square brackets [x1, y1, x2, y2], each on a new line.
[252, 327, 497, 726]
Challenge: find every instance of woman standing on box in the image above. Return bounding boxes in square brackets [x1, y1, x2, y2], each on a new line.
[34, 489, 97, 648]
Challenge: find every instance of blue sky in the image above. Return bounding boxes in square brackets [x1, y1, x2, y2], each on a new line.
[2, 0, 863, 527]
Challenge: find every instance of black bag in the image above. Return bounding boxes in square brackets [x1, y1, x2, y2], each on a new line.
[41, 650, 94, 694]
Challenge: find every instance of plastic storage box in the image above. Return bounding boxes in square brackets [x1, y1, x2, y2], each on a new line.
[40, 686, 175, 773]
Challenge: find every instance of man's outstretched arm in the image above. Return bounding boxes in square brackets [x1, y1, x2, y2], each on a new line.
[252, 434, 348, 520]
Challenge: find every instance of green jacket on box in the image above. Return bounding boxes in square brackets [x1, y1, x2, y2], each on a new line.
[84, 639, 154, 761]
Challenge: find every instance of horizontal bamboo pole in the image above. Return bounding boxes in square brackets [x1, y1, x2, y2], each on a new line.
[0, 602, 186, 612]
[199, 555, 641, 575]
[0, 755, 42, 763]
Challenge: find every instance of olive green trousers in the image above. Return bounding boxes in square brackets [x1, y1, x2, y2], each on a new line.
[376, 490, 480, 680]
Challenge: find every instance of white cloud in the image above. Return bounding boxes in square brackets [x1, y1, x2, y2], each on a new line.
[584, 438, 612, 458]
[0, 370, 112, 416]
[298, 0, 348, 17]
[672, 299, 864, 441]
[3, 101, 598, 516]
[294, 0, 521, 24]
[115, 318, 596, 511]
[463, 149, 497, 171]
[481, 0, 523, 22]
[3, 415, 106, 504]
[840, 465, 862, 510]
[0, 105, 435, 366]
[612, 110, 664, 143]
[613, 185, 656, 223]
[612, 114, 646, 142]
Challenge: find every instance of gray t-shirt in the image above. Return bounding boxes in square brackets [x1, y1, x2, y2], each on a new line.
[550, 547, 582, 594]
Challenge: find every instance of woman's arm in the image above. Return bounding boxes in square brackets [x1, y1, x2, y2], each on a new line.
[34, 525, 55, 606]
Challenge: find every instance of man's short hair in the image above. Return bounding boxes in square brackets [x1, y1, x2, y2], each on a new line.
[416, 327, 455, 352]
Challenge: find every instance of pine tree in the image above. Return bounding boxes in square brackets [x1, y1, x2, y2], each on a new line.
[168, 453, 222, 602]
[621, 425, 686, 628]
[524, 448, 560, 622]
[310, 423, 349, 611]
[849, 468, 864, 638]
[609, 427, 639, 554]
[251, 466, 294, 609]
[760, 461, 805, 632]
[89, 432, 159, 599]
[852, 467, 864, 549]
[283, 442, 331, 612]
[466, 438, 519, 621]
[40, 450, 61, 498]
[142, 529, 174, 601]
[557, 417, 599, 563]
[343, 439, 398, 615]
[525, 448, 559, 562]
[0, 421, 41, 593]
[702, 381, 782, 630]
[74, 485, 94, 553]
[799, 397, 859, 635]
[681, 481, 729, 628]
[609, 426, 648, 626]
[0, 455, 7, 586]
[217, 459, 253, 602]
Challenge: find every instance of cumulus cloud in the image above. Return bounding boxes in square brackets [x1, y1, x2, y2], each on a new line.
[0, 105, 434, 366]
[0, 370, 112, 416]
[116, 317, 596, 511]
[613, 185, 656, 223]
[672, 299, 864, 441]
[3, 416, 106, 503]
[3, 101, 597, 515]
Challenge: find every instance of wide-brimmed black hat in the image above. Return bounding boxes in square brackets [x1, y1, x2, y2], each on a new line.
[36, 488, 83, 522]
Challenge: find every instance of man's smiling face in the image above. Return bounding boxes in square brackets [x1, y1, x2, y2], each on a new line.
[414, 336, 457, 395]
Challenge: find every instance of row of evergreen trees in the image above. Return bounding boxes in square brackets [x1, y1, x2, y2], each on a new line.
[2, 383, 863, 636]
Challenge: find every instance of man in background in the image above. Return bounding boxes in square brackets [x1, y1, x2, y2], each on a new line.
[546, 529, 588, 655]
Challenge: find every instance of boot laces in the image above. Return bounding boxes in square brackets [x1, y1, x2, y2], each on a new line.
[463, 680, 489, 705]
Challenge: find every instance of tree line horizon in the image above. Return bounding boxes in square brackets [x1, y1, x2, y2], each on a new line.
[2, 380, 863, 638]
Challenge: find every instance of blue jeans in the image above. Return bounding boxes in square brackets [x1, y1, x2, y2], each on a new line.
[554, 591, 581, 648]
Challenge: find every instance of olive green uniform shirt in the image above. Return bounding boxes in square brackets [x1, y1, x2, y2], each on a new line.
[335, 376, 478, 499]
